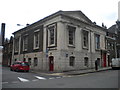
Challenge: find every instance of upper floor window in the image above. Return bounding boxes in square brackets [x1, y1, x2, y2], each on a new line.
[82, 30, 89, 49]
[95, 34, 100, 50]
[47, 24, 57, 47]
[67, 25, 76, 46]
[14, 37, 19, 52]
[107, 42, 114, 50]
[34, 30, 40, 49]
[23, 35, 28, 51]
[49, 27, 55, 45]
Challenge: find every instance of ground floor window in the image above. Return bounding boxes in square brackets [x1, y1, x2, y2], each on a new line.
[97, 58, 100, 66]
[69, 56, 75, 66]
[23, 58, 26, 62]
[84, 57, 89, 67]
[28, 58, 31, 65]
[34, 57, 38, 66]
[15, 59, 17, 61]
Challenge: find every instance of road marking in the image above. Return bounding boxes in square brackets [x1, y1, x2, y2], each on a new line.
[47, 73, 64, 76]
[49, 77, 55, 79]
[2, 82, 8, 84]
[56, 77, 61, 79]
[35, 76, 46, 80]
[12, 81, 19, 84]
[62, 75, 73, 78]
[18, 77, 29, 82]
[32, 79, 39, 82]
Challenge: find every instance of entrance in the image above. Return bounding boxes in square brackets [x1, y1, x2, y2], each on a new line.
[103, 53, 106, 67]
[108, 55, 110, 66]
[49, 56, 54, 71]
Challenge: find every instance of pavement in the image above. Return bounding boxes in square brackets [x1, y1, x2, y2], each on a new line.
[30, 67, 112, 76]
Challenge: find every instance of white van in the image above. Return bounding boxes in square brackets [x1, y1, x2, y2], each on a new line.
[111, 58, 120, 69]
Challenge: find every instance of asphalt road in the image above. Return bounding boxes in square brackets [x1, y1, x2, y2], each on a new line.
[2, 66, 119, 88]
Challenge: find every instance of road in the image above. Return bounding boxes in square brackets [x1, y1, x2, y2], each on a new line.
[2, 66, 119, 88]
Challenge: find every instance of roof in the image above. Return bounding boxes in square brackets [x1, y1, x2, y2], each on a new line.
[13, 10, 105, 34]
[60, 10, 92, 23]
[108, 24, 116, 34]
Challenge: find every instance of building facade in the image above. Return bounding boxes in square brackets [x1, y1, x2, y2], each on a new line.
[12, 11, 108, 72]
[2, 37, 13, 66]
[0, 23, 5, 65]
[106, 31, 116, 66]
[108, 21, 120, 59]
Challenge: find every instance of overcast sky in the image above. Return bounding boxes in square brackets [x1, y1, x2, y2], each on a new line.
[0, 0, 119, 39]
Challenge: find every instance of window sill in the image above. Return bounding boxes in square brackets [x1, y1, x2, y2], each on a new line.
[68, 45, 75, 48]
[33, 47, 39, 50]
[82, 47, 88, 50]
[48, 44, 56, 48]
[23, 49, 27, 51]
[15, 51, 18, 53]
[95, 49, 101, 51]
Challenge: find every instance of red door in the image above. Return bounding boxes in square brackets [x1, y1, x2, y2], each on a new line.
[49, 56, 54, 71]
[103, 53, 106, 67]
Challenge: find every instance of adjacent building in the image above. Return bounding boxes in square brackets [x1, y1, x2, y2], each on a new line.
[12, 11, 108, 72]
[2, 37, 13, 66]
[108, 21, 120, 59]
[0, 23, 5, 65]
[105, 29, 116, 66]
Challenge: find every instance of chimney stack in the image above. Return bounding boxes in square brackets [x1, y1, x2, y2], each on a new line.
[0, 23, 5, 46]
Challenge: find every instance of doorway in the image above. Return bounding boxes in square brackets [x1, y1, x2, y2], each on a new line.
[49, 56, 54, 71]
[103, 53, 106, 67]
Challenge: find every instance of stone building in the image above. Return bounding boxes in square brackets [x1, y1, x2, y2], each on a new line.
[2, 37, 13, 66]
[12, 11, 108, 72]
[108, 21, 120, 58]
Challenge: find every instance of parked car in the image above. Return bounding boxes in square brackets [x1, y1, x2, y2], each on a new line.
[10, 61, 30, 72]
[111, 58, 120, 69]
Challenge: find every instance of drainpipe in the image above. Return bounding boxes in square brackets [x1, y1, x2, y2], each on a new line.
[12, 37, 15, 64]
[115, 41, 117, 58]
[18, 35, 21, 61]
[90, 30, 93, 68]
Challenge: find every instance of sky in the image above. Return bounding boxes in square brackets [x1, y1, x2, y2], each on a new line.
[0, 0, 119, 39]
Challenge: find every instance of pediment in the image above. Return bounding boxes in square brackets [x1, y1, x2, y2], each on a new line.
[61, 11, 92, 24]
